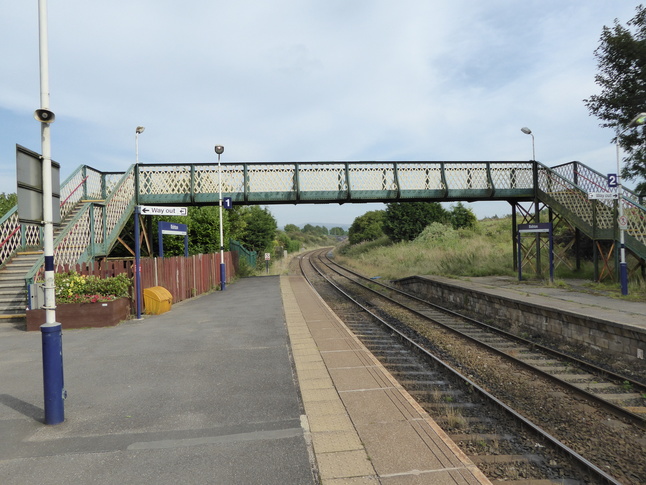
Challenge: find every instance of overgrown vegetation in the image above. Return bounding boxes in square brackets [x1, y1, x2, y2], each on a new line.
[339, 217, 514, 279]
[338, 213, 646, 301]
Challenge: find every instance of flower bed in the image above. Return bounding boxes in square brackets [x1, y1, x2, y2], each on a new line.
[26, 272, 133, 331]
[26, 297, 131, 331]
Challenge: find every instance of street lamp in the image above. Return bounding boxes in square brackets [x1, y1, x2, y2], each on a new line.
[135, 126, 145, 163]
[521, 127, 535, 160]
[215, 145, 226, 291]
[36, 0, 65, 425]
[614, 112, 646, 295]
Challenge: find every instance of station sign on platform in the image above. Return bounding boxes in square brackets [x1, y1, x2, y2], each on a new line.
[139, 205, 188, 216]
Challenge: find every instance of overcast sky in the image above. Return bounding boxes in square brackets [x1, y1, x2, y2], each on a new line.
[1, 1, 642, 228]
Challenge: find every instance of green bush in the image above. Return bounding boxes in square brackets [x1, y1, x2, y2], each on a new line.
[54, 272, 132, 304]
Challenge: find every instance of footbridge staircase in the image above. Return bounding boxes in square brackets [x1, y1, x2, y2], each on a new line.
[1, 160, 645, 324]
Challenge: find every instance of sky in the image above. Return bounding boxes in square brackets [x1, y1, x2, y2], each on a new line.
[1, 1, 643, 229]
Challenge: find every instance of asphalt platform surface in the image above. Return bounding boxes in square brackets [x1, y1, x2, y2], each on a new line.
[0, 276, 316, 485]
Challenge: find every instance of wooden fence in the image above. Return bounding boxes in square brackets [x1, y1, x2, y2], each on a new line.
[56, 251, 238, 306]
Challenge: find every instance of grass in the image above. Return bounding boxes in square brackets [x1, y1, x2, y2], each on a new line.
[336, 216, 646, 301]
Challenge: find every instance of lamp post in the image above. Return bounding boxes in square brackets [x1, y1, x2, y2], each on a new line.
[36, 0, 65, 425]
[215, 145, 226, 290]
[521, 127, 535, 160]
[614, 112, 646, 295]
[135, 126, 145, 163]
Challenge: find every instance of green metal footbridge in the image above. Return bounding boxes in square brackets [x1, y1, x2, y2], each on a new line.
[1, 160, 646, 288]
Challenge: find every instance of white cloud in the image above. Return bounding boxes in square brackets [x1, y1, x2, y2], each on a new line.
[1, 1, 642, 227]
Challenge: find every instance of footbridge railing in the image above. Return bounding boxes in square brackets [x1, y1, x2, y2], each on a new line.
[136, 161, 536, 205]
[538, 161, 646, 260]
[3, 159, 646, 279]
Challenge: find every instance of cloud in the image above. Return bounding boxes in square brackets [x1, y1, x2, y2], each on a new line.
[0, 1, 641, 227]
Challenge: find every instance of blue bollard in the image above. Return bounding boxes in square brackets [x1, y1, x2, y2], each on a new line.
[41, 323, 65, 425]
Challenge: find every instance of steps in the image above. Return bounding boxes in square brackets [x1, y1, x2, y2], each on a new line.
[0, 251, 43, 329]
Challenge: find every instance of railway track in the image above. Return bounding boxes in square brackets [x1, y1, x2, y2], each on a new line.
[297, 248, 646, 485]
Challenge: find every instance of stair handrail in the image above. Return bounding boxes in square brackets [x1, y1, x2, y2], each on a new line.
[550, 161, 642, 205]
[23, 165, 135, 284]
[537, 161, 646, 257]
[0, 164, 108, 267]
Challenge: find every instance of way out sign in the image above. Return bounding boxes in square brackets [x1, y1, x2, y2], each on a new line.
[140, 205, 188, 216]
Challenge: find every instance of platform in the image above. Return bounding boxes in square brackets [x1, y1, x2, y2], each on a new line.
[282, 275, 490, 484]
[0, 275, 491, 484]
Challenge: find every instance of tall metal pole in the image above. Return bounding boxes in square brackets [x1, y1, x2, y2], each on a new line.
[615, 141, 628, 295]
[215, 145, 226, 290]
[614, 112, 646, 296]
[37, 0, 65, 425]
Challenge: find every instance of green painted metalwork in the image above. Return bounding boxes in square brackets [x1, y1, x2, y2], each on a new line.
[135, 161, 537, 206]
[3, 159, 646, 287]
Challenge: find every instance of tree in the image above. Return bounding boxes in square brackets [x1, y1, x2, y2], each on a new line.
[238, 206, 278, 253]
[348, 211, 385, 245]
[584, 5, 646, 193]
[0, 192, 17, 219]
[382, 202, 448, 242]
[449, 202, 478, 230]
[329, 227, 346, 236]
[284, 224, 300, 232]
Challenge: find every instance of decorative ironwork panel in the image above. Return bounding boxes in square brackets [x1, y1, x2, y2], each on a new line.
[397, 163, 444, 190]
[443, 163, 490, 190]
[347, 163, 397, 191]
[0, 210, 41, 267]
[93, 206, 105, 247]
[489, 162, 534, 190]
[193, 165, 245, 194]
[104, 170, 136, 240]
[53, 209, 92, 267]
[247, 164, 295, 192]
[140, 166, 192, 195]
[298, 164, 348, 191]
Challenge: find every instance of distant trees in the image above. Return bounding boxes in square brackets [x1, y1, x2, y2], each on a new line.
[348, 201, 478, 245]
[348, 210, 385, 245]
[382, 202, 448, 243]
[449, 202, 477, 230]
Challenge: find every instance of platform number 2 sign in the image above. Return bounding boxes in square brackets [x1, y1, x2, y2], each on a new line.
[607, 173, 618, 188]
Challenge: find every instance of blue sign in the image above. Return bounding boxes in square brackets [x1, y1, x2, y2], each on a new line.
[158, 221, 189, 258]
[608, 173, 618, 188]
[223, 197, 233, 209]
[159, 221, 187, 235]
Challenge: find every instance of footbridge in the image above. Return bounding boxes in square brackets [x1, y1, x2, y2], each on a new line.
[1, 160, 646, 289]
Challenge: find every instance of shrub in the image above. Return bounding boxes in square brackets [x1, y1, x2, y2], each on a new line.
[54, 272, 132, 304]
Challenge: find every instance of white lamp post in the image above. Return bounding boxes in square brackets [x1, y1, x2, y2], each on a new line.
[215, 145, 226, 290]
[135, 126, 145, 163]
[521, 127, 535, 160]
[36, 0, 65, 425]
[615, 112, 646, 295]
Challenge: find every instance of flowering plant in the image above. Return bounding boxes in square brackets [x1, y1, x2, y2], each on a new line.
[53, 272, 131, 304]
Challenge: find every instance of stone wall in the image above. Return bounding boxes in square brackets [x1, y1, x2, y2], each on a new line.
[393, 276, 646, 364]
